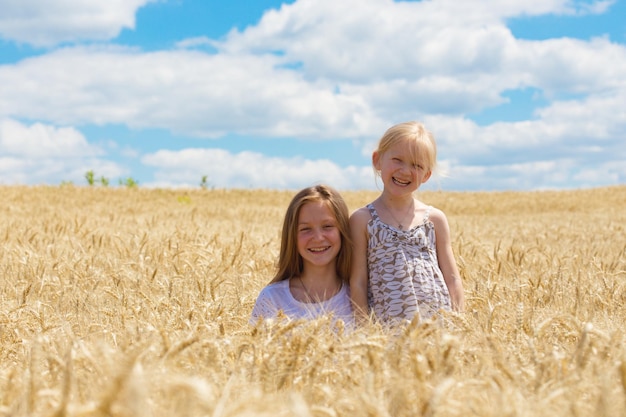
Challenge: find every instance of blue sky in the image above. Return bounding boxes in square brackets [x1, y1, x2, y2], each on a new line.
[0, 0, 624, 191]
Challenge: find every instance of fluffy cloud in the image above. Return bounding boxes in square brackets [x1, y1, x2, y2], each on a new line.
[0, 118, 100, 158]
[0, 118, 124, 185]
[0, 46, 384, 140]
[0, 0, 154, 46]
[141, 148, 376, 190]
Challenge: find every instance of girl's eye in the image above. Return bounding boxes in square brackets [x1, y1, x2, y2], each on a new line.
[299, 227, 311, 232]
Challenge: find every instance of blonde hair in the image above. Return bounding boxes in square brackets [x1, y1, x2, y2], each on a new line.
[374, 121, 437, 173]
[270, 184, 352, 284]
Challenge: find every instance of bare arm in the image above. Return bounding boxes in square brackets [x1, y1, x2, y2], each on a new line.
[430, 208, 465, 312]
[349, 208, 371, 321]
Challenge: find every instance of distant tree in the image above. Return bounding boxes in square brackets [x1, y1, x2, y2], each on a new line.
[121, 177, 138, 188]
[99, 176, 109, 187]
[200, 175, 209, 189]
[85, 170, 95, 186]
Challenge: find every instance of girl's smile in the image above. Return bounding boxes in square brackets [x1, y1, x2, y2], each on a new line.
[392, 176, 411, 187]
[308, 246, 331, 252]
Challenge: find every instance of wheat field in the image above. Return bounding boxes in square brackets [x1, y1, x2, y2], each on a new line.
[1, 185, 625, 416]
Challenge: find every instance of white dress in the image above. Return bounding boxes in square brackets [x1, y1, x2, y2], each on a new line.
[250, 279, 353, 325]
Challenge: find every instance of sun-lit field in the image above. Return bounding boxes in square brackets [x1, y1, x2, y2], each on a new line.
[1, 185, 625, 416]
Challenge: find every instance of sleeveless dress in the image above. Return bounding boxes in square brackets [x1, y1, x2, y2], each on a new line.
[367, 203, 451, 324]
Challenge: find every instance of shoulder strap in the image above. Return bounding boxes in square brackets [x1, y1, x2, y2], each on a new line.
[367, 203, 380, 221]
[423, 206, 432, 223]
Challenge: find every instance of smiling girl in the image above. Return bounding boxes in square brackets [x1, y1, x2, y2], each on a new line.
[349, 121, 465, 325]
[250, 184, 353, 325]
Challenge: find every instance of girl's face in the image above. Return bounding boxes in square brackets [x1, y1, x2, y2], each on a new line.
[373, 140, 432, 195]
[296, 201, 341, 270]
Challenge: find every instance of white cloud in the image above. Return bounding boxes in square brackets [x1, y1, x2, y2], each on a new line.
[519, 36, 626, 95]
[443, 0, 614, 18]
[0, 118, 124, 185]
[0, 0, 155, 47]
[141, 148, 375, 190]
[445, 159, 578, 191]
[175, 37, 214, 50]
[0, 118, 100, 158]
[0, 46, 384, 139]
[424, 101, 625, 169]
[573, 160, 625, 185]
[215, 0, 616, 83]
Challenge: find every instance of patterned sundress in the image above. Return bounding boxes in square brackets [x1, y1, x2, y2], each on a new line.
[367, 204, 451, 324]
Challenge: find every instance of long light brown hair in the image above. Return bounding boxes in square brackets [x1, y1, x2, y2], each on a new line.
[270, 184, 352, 284]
